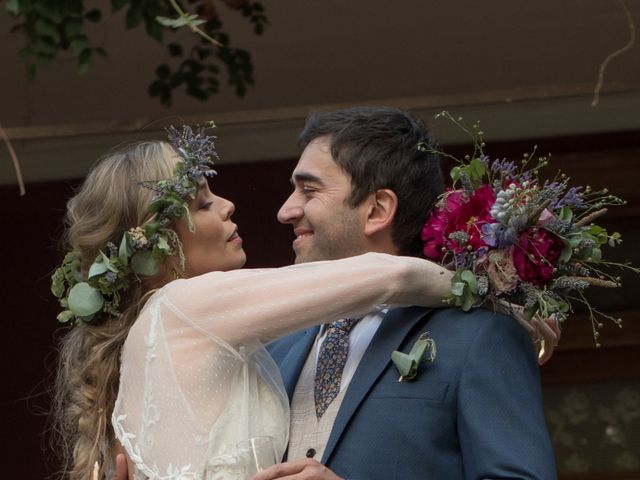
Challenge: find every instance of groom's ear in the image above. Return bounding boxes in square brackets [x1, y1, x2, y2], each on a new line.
[363, 188, 398, 237]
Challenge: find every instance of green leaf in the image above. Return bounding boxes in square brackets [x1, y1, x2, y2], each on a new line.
[461, 292, 474, 312]
[69, 37, 89, 55]
[451, 281, 465, 297]
[51, 267, 66, 298]
[391, 351, 417, 379]
[591, 247, 602, 261]
[460, 270, 478, 293]
[85, 9, 102, 22]
[156, 15, 182, 27]
[35, 18, 58, 38]
[88, 257, 109, 278]
[131, 250, 160, 276]
[57, 310, 74, 323]
[64, 18, 83, 37]
[558, 206, 573, 224]
[119, 234, 133, 264]
[6, 0, 20, 15]
[68, 282, 104, 317]
[559, 240, 573, 263]
[155, 235, 171, 254]
[78, 48, 92, 73]
[523, 305, 538, 321]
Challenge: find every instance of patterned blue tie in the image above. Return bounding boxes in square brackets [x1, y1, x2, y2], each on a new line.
[314, 318, 360, 419]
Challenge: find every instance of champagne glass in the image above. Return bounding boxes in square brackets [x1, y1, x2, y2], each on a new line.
[236, 436, 278, 479]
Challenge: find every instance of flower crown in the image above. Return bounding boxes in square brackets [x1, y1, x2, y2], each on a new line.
[51, 124, 218, 325]
[422, 112, 638, 345]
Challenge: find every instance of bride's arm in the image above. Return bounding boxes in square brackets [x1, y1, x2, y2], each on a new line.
[164, 252, 452, 345]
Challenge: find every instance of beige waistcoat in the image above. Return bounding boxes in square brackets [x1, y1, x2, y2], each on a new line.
[287, 347, 349, 461]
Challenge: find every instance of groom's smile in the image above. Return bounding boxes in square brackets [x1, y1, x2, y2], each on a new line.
[278, 136, 368, 264]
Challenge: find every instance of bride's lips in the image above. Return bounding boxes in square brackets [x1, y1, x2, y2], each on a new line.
[227, 227, 242, 243]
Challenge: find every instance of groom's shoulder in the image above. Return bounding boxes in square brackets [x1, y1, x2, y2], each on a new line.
[266, 328, 315, 359]
[399, 306, 530, 344]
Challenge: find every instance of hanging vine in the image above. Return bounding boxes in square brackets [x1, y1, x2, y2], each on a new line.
[4, 0, 268, 106]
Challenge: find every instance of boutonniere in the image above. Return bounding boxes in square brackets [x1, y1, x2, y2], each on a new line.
[391, 332, 436, 382]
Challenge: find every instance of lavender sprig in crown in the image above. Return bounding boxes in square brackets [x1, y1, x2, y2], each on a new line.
[51, 123, 218, 325]
[421, 112, 638, 345]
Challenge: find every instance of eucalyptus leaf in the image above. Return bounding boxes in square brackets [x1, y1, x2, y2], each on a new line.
[155, 236, 171, 254]
[390, 351, 417, 379]
[559, 241, 573, 263]
[57, 310, 74, 323]
[460, 270, 478, 293]
[131, 250, 160, 276]
[119, 234, 133, 264]
[461, 292, 474, 312]
[559, 206, 573, 224]
[68, 282, 104, 316]
[88, 258, 109, 278]
[451, 281, 466, 297]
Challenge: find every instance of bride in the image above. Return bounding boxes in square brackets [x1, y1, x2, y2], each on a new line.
[51, 126, 457, 480]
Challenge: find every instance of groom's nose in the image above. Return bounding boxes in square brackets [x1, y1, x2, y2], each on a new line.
[277, 192, 302, 224]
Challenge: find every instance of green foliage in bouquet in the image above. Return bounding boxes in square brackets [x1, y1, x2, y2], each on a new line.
[421, 112, 639, 346]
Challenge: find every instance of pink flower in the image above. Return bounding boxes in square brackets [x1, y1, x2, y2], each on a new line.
[422, 185, 496, 260]
[512, 228, 564, 286]
[484, 247, 519, 294]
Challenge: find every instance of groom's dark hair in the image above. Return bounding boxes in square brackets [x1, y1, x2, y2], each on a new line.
[298, 106, 444, 257]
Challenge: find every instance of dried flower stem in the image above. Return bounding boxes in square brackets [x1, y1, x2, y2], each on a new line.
[575, 208, 608, 227]
[592, 0, 636, 107]
[575, 276, 619, 288]
[0, 123, 25, 196]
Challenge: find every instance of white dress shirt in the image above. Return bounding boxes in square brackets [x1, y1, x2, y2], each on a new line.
[314, 308, 386, 390]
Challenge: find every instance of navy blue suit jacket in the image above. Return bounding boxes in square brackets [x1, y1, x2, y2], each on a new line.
[268, 306, 557, 479]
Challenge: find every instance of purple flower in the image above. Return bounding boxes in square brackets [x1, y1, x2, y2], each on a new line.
[555, 186, 585, 209]
[482, 222, 519, 248]
[491, 158, 517, 177]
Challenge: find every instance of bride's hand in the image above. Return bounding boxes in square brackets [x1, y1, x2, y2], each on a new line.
[531, 314, 562, 365]
[493, 300, 561, 365]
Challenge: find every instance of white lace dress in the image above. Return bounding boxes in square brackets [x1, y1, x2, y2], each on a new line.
[112, 253, 438, 479]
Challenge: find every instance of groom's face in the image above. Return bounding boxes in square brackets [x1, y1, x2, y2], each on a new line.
[278, 136, 369, 264]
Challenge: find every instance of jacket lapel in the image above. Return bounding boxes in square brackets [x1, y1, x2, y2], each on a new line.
[322, 307, 431, 462]
[279, 326, 319, 400]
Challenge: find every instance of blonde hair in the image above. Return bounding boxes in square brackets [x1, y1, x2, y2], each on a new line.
[52, 141, 179, 480]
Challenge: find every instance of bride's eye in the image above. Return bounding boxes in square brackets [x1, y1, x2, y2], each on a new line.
[200, 201, 213, 210]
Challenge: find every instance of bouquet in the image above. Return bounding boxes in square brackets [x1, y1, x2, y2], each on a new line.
[421, 112, 638, 345]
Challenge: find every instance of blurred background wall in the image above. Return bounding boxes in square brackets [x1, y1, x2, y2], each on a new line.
[1, 1, 639, 478]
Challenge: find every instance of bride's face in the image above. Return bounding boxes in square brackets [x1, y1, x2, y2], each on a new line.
[174, 181, 246, 277]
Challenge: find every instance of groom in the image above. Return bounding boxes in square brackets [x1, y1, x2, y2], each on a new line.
[259, 107, 557, 479]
